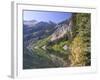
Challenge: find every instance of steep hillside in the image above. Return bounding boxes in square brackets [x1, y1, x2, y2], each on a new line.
[33, 19, 73, 53]
[23, 20, 56, 47]
[69, 13, 91, 66]
[50, 20, 72, 42]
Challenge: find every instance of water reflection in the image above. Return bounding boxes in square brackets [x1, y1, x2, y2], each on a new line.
[23, 47, 70, 69]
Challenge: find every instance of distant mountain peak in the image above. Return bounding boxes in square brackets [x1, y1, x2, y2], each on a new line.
[24, 20, 38, 27]
[24, 20, 37, 23]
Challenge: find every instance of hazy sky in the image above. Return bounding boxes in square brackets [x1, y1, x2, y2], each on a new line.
[23, 10, 72, 23]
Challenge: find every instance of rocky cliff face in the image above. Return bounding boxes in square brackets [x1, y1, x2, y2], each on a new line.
[50, 20, 72, 42]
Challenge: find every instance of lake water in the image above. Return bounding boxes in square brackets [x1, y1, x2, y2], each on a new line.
[23, 47, 70, 69]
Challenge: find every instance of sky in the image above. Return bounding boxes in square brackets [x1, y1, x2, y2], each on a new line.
[23, 10, 72, 23]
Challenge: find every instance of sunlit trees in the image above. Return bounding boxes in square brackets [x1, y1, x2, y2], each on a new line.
[69, 13, 91, 66]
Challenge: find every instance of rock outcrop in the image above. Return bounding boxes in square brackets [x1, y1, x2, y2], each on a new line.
[50, 20, 72, 42]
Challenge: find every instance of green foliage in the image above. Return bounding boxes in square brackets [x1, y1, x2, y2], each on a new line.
[45, 35, 71, 53]
[51, 41, 67, 52]
[69, 13, 91, 66]
[33, 36, 51, 48]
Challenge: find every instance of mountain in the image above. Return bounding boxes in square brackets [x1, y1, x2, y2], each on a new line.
[23, 20, 57, 47]
[23, 19, 73, 69]
[32, 19, 73, 51]
[23, 18, 73, 49]
[23, 20, 38, 35]
[50, 19, 72, 42]
[24, 20, 38, 27]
